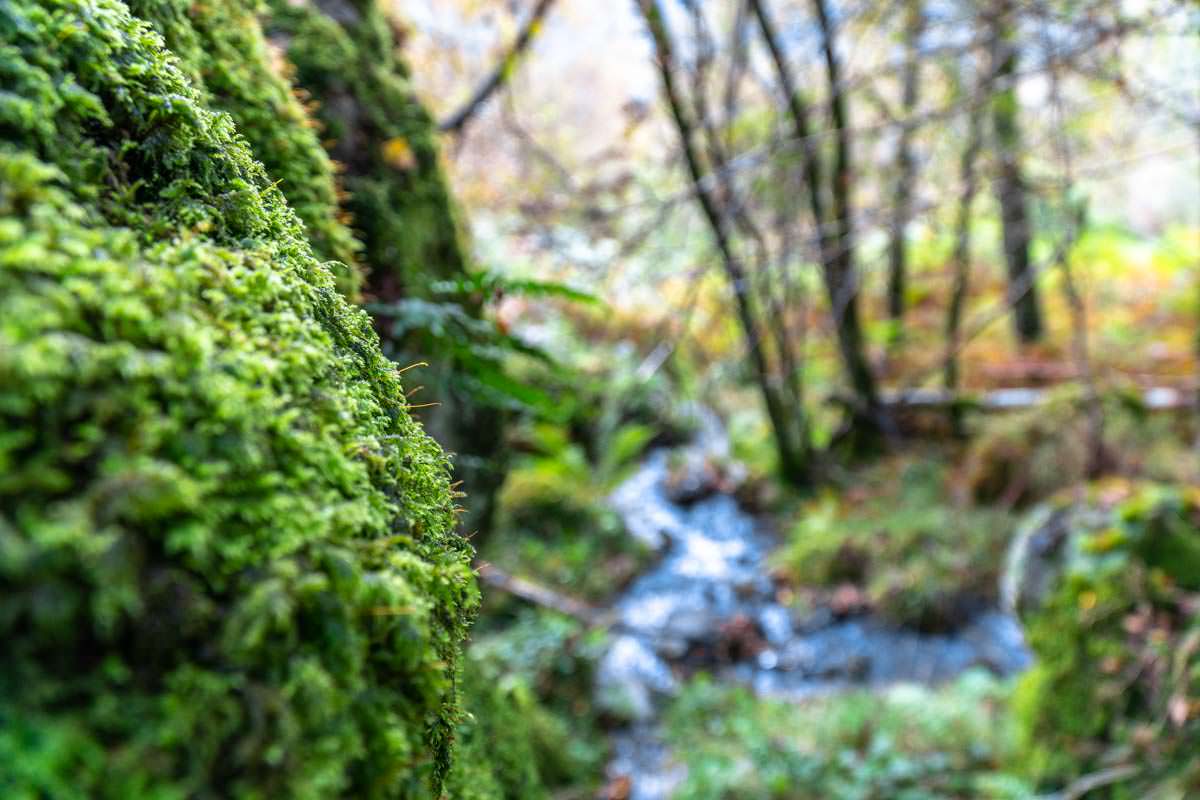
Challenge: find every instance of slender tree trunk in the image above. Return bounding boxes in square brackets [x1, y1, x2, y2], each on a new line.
[1059, 224, 1104, 476]
[1193, 122, 1200, 461]
[1042, 24, 1104, 478]
[943, 89, 986, 404]
[990, 3, 1044, 344]
[749, 0, 884, 437]
[887, 0, 924, 327]
[636, 0, 811, 485]
[811, 0, 885, 433]
[685, 0, 810, 458]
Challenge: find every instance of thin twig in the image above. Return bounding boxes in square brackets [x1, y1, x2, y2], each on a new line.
[439, 0, 559, 135]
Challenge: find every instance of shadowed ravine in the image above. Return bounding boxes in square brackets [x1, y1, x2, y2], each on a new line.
[598, 409, 1032, 799]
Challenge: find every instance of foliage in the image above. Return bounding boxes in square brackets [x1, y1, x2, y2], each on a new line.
[0, 0, 478, 796]
[1010, 484, 1200, 796]
[664, 671, 1033, 800]
[453, 610, 609, 795]
[961, 387, 1195, 507]
[774, 458, 1015, 630]
[369, 291, 559, 419]
[483, 422, 652, 602]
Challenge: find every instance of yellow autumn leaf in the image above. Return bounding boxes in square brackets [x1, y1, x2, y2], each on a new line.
[1078, 590, 1098, 611]
[382, 136, 417, 171]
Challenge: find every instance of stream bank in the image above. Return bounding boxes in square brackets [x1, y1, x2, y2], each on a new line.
[596, 411, 1032, 799]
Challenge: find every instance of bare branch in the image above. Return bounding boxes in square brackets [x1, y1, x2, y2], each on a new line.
[439, 0, 559, 135]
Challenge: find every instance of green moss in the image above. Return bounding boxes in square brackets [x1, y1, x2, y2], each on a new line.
[262, 0, 467, 294]
[263, 0, 507, 537]
[0, 0, 477, 796]
[1012, 485, 1200, 795]
[125, 0, 363, 297]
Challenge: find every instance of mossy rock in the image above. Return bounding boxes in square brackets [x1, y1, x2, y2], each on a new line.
[1006, 484, 1200, 795]
[0, 0, 478, 796]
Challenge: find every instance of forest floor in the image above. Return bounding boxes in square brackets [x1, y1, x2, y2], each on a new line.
[457, 220, 1200, 799]
[468, 363, 1197, 798]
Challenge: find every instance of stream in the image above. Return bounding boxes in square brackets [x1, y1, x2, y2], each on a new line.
[596, 409, 1032, 800]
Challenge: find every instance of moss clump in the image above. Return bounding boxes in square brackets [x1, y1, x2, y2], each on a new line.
[961, 387, 1193, 506]
[263, 0, 467, 294]
[0, 0, 477, 796]
[263, 0, 507, 537]
[126, 0, 363, 296]
[1010, 485, 1200, 795]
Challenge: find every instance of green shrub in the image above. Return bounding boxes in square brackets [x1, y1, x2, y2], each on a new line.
[1010, 485, 1200, 796]
[448, 611, 608, 798]
[483, 423, 651, 602]
[0, 1, 477, 796]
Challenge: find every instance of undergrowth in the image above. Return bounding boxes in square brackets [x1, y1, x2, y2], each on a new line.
[664, 671, 1033, 800]
[774, 458, 1015, 631]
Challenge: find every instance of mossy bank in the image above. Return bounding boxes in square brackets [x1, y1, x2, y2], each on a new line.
[263, 0, 508, 538]
[1007, 484, 1200, 796]
[0, 0, 480, 795]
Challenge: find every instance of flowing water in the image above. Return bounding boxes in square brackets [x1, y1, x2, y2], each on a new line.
[596, 410, 1031, 799]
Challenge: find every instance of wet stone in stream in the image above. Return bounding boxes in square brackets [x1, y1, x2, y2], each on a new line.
[598, 414, 1032, 800]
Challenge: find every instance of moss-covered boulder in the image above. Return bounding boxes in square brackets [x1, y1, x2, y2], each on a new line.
[263, 0, 507, 537]
[0, 0, 477, 795]
[1005, 484, 1200, 796]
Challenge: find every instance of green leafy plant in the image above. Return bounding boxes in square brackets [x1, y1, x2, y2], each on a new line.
[482, 421, 652, 602]
[1011, 485, 1200, 795]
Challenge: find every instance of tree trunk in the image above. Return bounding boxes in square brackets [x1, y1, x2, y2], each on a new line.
[636, 0, 811, 485]
[749, 0, 885, 439]
[811, 0, 885, 435]
[887, 0, 924, 327]
[990, 4, 1044, 344]
[943, 80, 986, 400]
